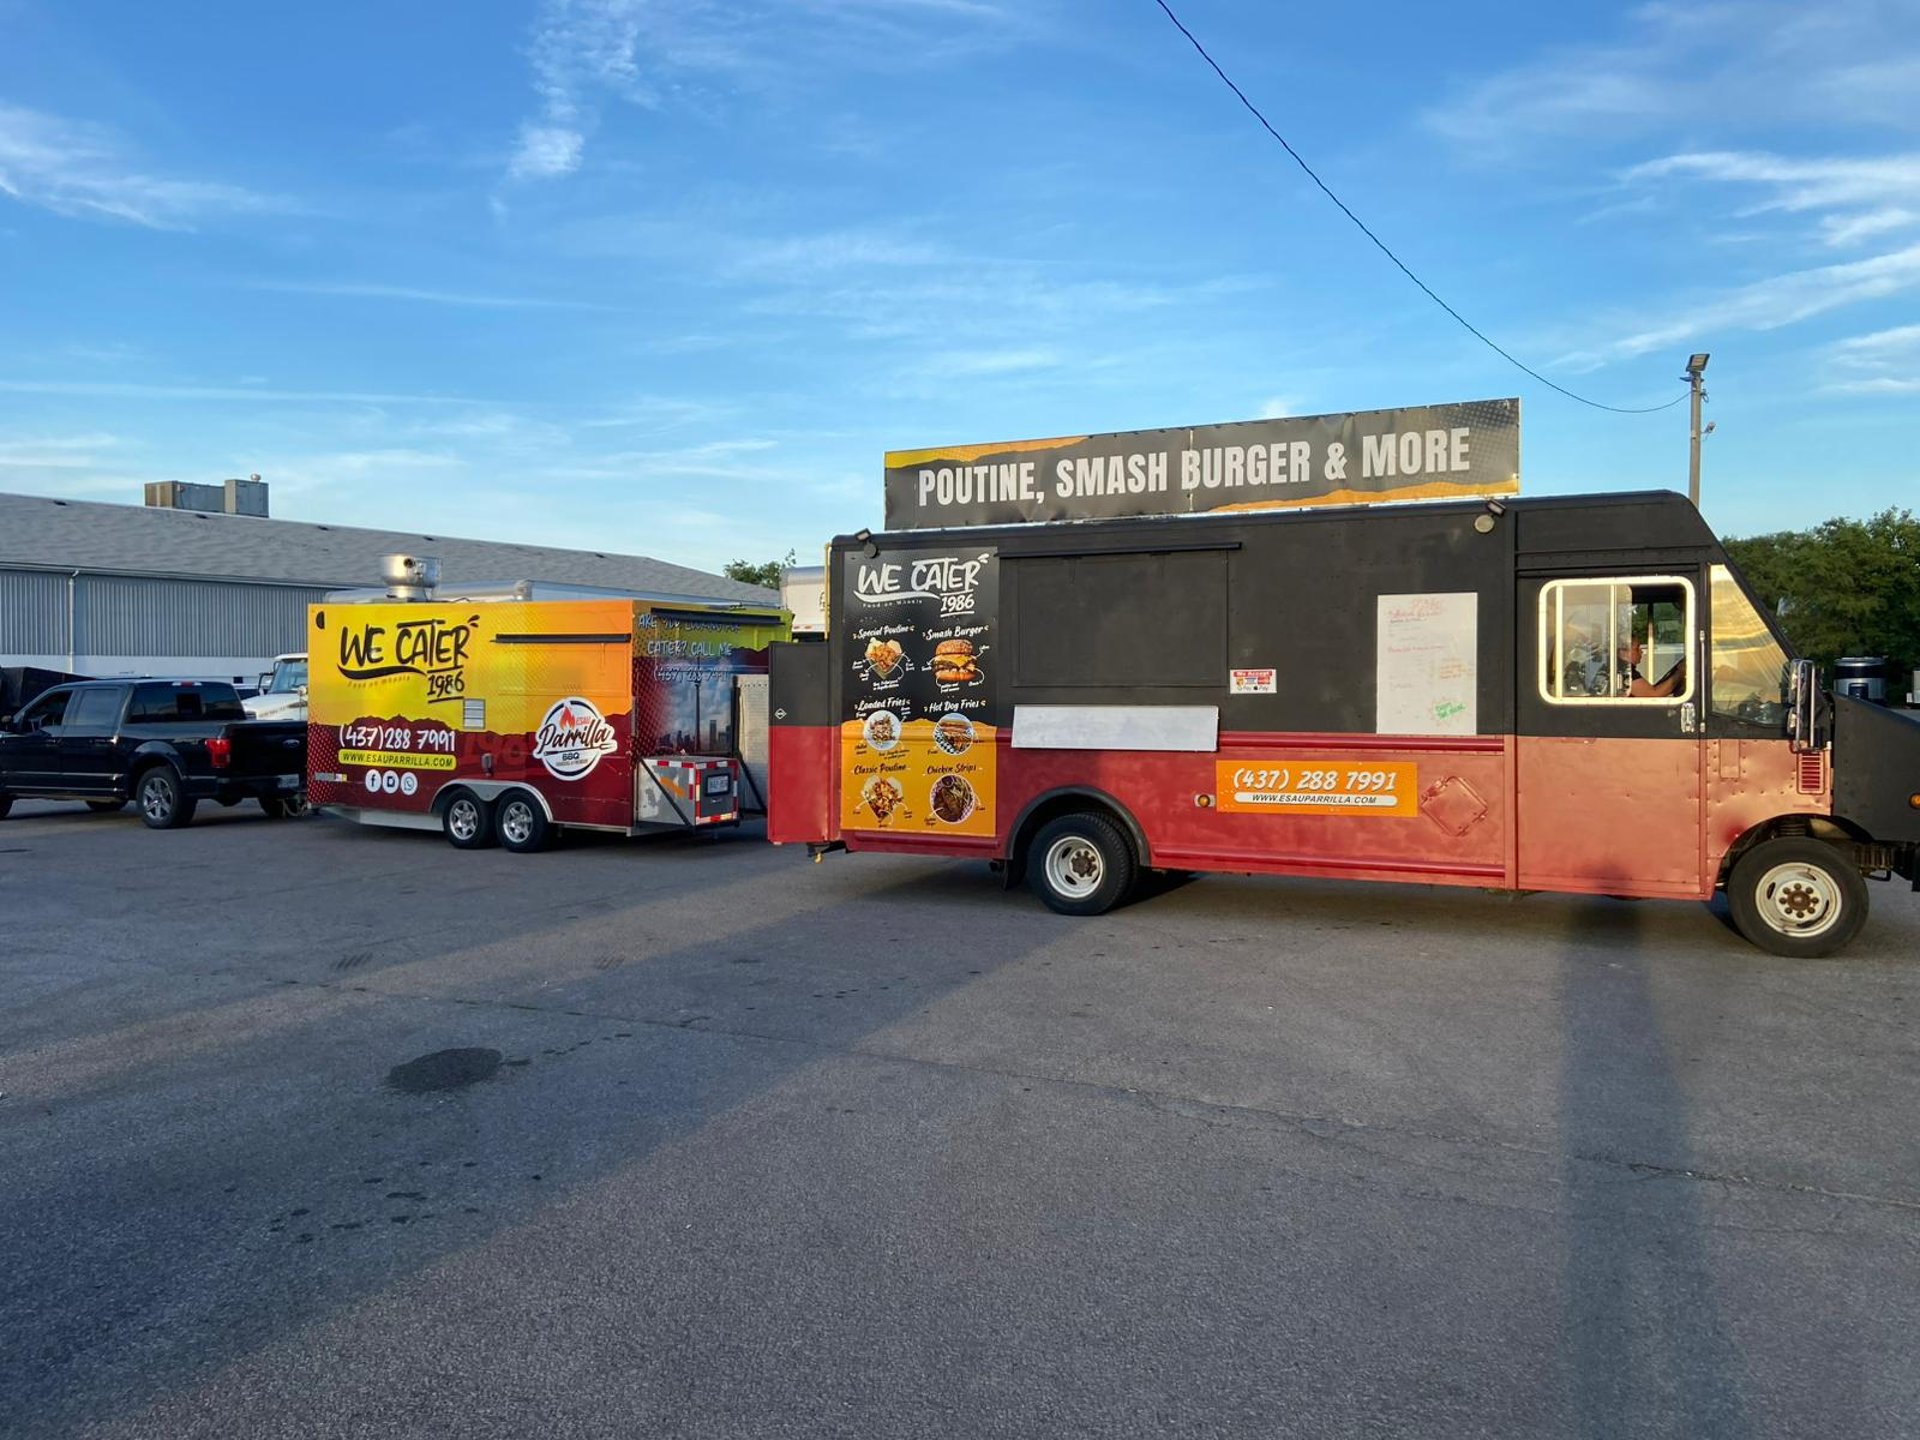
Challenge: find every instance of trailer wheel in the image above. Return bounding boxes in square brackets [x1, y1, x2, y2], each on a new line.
[1726, 837, 1868, 958]
[496, 792, 552, 854]
[136, 766, 196, 829]
[441, 790, 496, 850]
[1030, 812, 1135, 916]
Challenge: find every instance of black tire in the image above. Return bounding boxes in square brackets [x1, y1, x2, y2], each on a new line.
[282, 790, 310, 817]
[1726, 837, 1869, 958]
[496, 791, 552, 854]
[136, 766, 197, 830]
[0, 793, 12, 820]
[86, 799, 128, 814]
[259, 797, 289, 819]
[441, 789, 496, 850]
[1028, 812, 1135, 916]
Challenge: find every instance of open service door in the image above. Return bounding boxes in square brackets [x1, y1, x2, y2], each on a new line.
[1514, 565, 1710, 899]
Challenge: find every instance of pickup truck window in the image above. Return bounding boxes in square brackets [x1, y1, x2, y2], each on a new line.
[17, 688, 71, 731]
[128, 683, 246, 724]
[65, 687, 128, 732]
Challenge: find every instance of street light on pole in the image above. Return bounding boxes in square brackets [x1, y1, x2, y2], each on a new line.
[1685, 352, 1710, 509]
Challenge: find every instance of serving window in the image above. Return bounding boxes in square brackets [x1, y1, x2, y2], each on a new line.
[1538, 576, 1695, 706]
[1010, 549, 1226, 689]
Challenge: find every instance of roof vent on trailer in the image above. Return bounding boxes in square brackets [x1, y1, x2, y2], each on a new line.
[381, 553, 441, 602]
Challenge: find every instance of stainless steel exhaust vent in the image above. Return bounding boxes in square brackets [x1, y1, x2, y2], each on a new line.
[381, 553, 441, 601]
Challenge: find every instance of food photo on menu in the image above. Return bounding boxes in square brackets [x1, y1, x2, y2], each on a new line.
[932, 638, 979, 686]
[863, 636, 906, 680]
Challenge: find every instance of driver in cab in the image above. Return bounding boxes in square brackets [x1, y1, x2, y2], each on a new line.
[1618, 634, 1684, 698]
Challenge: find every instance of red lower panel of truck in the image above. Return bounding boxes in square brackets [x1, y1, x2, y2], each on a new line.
[777, 729, 1830, 902]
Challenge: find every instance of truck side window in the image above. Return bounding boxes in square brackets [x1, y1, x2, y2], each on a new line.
[1539, 576, 1694, 705]
[17, 688, 72, 732]
[1708, 564, 1790, 730]
[128, 684, 180, 723]
[63, 687, 126, 732]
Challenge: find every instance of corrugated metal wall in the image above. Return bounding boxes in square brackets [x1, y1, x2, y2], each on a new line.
[0, 569, 71, 651]
[0, 568, 322, 658]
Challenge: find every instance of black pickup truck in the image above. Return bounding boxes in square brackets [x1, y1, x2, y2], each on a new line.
[0, 679, 306, 828]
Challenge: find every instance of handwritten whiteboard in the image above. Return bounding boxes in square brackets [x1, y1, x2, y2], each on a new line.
[1377, 593, 1478, 736]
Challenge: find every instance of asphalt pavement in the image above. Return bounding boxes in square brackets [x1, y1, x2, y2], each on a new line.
[2, 797, 1917, 1439]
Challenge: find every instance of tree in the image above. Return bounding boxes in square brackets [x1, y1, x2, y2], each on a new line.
[1724, 509, 1920, 682]
[723, 550, 797, 590]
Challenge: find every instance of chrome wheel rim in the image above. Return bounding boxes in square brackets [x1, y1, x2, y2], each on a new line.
[1043, 835, 1103, 898]
[1754, 861, 1842, 938]
[140, 776, 172, 823]
[448, 799, 480, 842]
[500, 801, 535, 846]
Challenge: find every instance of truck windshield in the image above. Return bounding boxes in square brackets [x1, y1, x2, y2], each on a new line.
[268, 659, 308, 694]
[1709, 564, 1790, 728]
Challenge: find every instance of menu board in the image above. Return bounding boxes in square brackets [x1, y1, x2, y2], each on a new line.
[1375, 592, 1478, 736]
[838, 547, 999, 838]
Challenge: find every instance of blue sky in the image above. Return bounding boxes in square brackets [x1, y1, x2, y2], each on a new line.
[1, 0, 1916, 572]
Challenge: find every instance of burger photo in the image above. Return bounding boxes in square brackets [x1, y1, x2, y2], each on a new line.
[932, 638, 978, 685]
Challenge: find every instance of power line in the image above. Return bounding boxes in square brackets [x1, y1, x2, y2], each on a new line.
[1151, 0, 1687, 415]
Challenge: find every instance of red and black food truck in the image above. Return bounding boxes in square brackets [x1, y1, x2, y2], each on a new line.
[767, 490, 1920, 956]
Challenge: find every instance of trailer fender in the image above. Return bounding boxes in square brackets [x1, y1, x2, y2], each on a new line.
[428, 779, 555, 822]
[1006, 787, 1150, 889]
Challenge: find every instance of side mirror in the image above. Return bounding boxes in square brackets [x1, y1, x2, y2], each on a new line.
[1788, 658, 1826, 753]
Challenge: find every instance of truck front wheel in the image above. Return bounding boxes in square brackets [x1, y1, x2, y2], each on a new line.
[1029, 812, 1135, 916]
[441, 790, 496, 850]
[1727, 837, 1868, 958]
[136, 766, 197, 830]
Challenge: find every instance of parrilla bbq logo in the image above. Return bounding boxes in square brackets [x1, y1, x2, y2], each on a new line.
[532, 696, 619, 780]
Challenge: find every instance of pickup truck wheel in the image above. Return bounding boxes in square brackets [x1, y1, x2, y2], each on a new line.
[136, 766, 197, 830]
[259, 797, 290, 819]
[1727, 837, 1868, 958]
[497, 793, 552, 854]
[86, 800, 128, 813]
[1029, 812, 1135, 916]
[441, 790, 496, 850]
[0, 793, 12, 820]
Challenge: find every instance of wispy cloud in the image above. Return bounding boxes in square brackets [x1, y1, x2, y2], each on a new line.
[0, 379, 489, 406]
[1557, 244, 1920, 369]
[0, 103, 284, 229]
[1826, 322, 1920, 395]
[244, 279, 611, 310]
[1426, 2, 1920, 152]
[1623, 151, 1920, 247]
[0, 432, 122, 468]
[502, 0, 1020, 186]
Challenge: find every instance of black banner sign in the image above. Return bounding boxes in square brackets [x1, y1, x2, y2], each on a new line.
[884, 398, 1520, 531]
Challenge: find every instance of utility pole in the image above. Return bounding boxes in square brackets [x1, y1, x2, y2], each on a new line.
[1685, 352, 1710, 509]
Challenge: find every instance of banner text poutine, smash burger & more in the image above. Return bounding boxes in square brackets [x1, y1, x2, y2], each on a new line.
[884, 399, 1520, 530]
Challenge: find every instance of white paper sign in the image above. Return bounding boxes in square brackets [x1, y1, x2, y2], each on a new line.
[1377, 593, 1478, 735]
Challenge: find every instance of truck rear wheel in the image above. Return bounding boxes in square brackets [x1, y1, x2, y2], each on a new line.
[441, 790, 496, 850]
[1727, 837, 1868, 958]
[1029, 812, 1135, 916]
[496, 792, 552, 854]
[137, 766, 196, 830]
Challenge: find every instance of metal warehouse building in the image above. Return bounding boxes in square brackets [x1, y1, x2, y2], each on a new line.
[0, 487, 775, 686]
